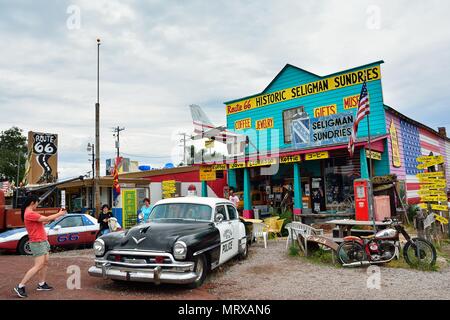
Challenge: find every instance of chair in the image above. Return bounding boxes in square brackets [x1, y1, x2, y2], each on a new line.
[286, 222, 324, 255]
[266, 218, 285, 240]
[252, 222, 268, 248]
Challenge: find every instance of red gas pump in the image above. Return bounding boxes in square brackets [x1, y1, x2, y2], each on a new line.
[354, 178, 372, 221]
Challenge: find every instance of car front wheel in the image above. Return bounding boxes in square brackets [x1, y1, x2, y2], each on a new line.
[18, 236, 32, 255]
[187, 254, 208, 289]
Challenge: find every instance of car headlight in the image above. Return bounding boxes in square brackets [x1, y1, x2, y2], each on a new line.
[173, 241, 187, 260]
[93, 239, 105, 257]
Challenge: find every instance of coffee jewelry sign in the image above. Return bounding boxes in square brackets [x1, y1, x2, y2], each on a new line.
[292, 112, 354, 149]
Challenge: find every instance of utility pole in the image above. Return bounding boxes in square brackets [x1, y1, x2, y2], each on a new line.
[87, 142, 95, 209]
[94, 38, 101, 218]
[15, 151, 20, 208]
[113, 126, 125, 158]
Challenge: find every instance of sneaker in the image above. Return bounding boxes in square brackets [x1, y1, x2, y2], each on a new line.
[37, 282, 54, 291]
[14, 286, 28, 298]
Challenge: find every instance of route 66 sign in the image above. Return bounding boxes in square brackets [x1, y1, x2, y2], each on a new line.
[26, 131, 58, 184]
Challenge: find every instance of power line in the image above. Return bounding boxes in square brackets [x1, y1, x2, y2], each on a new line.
[120, 152, 171, 159]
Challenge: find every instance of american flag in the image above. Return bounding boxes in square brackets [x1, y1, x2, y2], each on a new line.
[401, 121, 446, 204]
[348, 81, 370, 156]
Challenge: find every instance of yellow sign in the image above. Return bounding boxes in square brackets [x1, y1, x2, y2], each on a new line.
[255, 117, 274, 130]
[421, 195, 448, 202]
[280, 155, 302, 164]
[416, 155, 444, 169]
[199, 167, 216, 181]
[418, 176, 445, 183]
[229, 162, 246, 169]
[418, 190, 446, 196]
[389, 120, 401, 168]
[343, 94, 360, 110]
[366, 150, 382, 160]
[432, 205, 449, 212]
[417, 172, 444, 178]
[434, 214, 449, 225]
[226, 66, 381, 115]
[305, 151, 329, 161]
[418, 203, 428, 209]
[234, 118, 252, 130]
[313, 104, 337, 117]
[210, 164, 227, 171]
[205, 139, 214, 148]
[247, 158, 277, 167]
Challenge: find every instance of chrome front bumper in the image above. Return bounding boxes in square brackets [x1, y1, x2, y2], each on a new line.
[88, 250, 197, 285]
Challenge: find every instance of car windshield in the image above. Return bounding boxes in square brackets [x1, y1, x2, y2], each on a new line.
[149, 203, 212, 222]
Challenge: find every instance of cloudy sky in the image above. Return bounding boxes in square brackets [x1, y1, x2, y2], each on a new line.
[1, 0, 449, 179]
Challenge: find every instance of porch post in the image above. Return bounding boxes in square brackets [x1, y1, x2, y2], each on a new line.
[227, 169, 237, 190]
[201, 181, 208, 197]
[293, 162, 303, 216]
[243, 167, 253, 218]
[360, 147, 370, 179]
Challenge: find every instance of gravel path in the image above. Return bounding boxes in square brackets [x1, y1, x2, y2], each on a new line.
[207, 239, 450, 300]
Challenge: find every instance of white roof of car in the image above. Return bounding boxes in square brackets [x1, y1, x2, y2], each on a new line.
[154, 196, 234, 207]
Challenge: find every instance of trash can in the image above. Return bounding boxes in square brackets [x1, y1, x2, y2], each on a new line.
[374, 195, 391, 221]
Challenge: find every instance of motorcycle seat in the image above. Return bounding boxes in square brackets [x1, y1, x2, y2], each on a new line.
[360, 234, 375, 239]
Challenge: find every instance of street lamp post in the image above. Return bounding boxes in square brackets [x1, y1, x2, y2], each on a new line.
[94, 38, 101, 217]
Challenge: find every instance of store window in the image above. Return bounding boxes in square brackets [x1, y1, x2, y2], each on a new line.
[283, 106, 305, 144]
[324, 156, 361, 210]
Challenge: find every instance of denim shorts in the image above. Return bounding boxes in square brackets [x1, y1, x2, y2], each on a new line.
[29, 240, 50, 257]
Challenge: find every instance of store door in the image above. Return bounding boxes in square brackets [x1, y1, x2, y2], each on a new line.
[311, 177, 325, 213]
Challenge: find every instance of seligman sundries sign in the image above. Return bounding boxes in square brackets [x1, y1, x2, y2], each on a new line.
[292, 112, 354, 149]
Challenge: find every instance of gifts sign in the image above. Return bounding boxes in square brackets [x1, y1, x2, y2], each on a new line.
[26, 132, 58, 184]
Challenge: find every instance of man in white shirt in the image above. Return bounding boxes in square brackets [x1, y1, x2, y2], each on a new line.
[229, 189, 240, 208]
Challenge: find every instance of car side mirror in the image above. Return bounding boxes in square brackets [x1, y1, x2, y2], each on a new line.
[53, 225, 62, 231]
[215, 213, 224, 223]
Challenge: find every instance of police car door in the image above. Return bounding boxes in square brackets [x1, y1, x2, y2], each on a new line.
[215, 204, 235, 264]
[226, 205, 241, 258]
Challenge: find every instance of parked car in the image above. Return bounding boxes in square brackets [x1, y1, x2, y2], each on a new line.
[88, 197, 249, 288]
[0, 213, 100, 255]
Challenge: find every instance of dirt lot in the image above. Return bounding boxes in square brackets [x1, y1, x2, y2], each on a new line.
[1, 240, 450, 300]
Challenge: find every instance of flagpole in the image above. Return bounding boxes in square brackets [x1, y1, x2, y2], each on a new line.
[367, 112, 377, 233]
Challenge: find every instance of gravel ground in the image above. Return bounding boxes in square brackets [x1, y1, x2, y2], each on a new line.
[2, 240, 450, 300]
[208, 239, 450, 300]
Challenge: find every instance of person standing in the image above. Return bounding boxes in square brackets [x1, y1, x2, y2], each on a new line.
[138, 198, 152, 223]
[229, 189, 240, 208]
[14, 194, 67, 298]
[98, 204, 112, 235]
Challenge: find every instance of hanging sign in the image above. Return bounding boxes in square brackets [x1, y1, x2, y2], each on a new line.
[199, 167, 216, 181]
[389, 120, 401, 168]
[280, 155, 302, 164]
[417, 172, 444, 178]
[247, 158, 277, 167]
[305, 151, 329, 161]
[205, 139, 215, 148]
[229, 162, 246, 169]
[366, 150, 382, 160]
[423, 214, 435, 229]
[416, 155, 444, 169]
[431, 204, 449, 212]
[417, 190, 446, 196]
[420, 195, 447, 202]
[226, 65, 381, 115]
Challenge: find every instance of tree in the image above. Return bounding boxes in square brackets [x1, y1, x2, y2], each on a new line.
[0, 127, 27, 183]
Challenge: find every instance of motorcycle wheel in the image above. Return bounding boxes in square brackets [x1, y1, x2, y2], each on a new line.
[337, 241, 366, 265]
[403, 238, 437, 268]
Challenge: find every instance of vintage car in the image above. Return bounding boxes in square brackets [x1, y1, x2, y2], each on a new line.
[88, 197, 249, 288]
[0, 213, 100, 255]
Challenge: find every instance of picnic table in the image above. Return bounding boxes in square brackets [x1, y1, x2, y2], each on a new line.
[323, 219, 391, 240]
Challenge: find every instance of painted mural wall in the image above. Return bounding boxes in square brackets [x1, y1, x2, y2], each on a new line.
[385, 109, 449, 204]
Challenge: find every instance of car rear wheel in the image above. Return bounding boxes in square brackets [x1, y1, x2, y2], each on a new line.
[187, 254, 208, 289]
[238, 242, 248, 260]
[18, 236, 32, 255]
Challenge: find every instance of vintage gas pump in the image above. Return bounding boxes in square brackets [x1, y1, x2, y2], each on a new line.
[354, 178, 373, 221]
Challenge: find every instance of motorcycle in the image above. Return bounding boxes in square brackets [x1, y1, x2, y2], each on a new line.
[337, 218, 437, 268]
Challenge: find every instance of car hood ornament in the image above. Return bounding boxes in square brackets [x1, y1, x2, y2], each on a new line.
[132, 236, 146, 244]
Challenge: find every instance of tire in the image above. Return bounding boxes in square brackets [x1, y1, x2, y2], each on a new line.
[238, 242, 249, 260]
[337, 241, 366, 265]
[403, 238, 437, 267]
[187, 254, 208, 289]
[18, 236, 32, 256]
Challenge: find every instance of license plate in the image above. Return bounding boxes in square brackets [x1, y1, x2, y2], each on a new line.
[123, 258, 147, 264]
